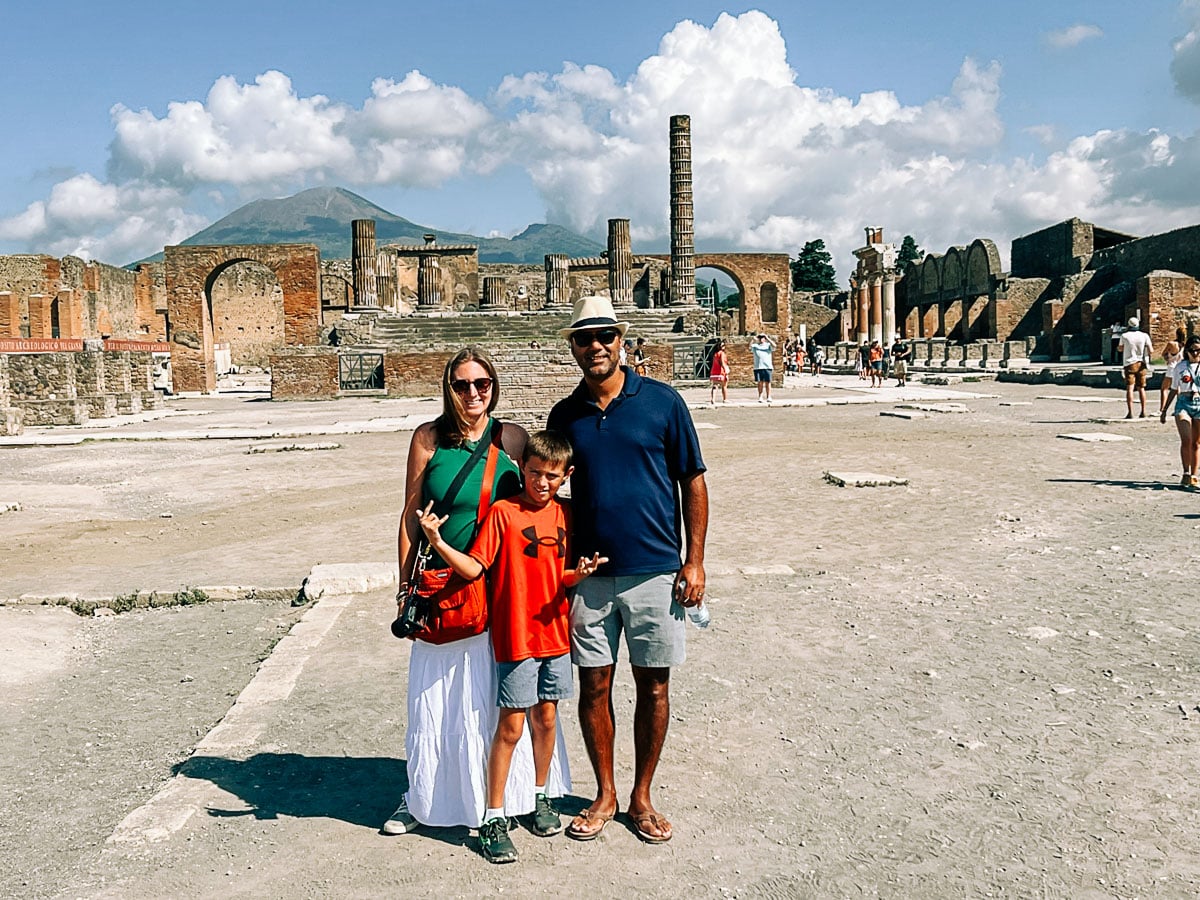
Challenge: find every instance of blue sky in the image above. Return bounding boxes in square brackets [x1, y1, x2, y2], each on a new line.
[2, 1, 1199, 273]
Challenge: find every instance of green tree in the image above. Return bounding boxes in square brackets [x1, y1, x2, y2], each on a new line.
[896, 234, 924, 274]
[790, 239, 838, 292]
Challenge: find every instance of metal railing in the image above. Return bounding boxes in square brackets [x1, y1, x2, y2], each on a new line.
[339, 353, 384, 391]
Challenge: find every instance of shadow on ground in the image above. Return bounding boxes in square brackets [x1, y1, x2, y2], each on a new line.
[1047, 478, 1177, 492]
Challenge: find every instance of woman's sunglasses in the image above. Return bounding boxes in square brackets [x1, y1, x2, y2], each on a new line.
[450, 377, 493, 395]
[570, 328, 621, 348]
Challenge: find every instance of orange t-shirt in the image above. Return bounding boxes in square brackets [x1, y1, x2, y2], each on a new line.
[869, 346, 882, 363]
[469, 496, 571, 663]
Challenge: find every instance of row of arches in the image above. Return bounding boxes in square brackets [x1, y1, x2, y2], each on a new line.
[906, 238, 1004, 304]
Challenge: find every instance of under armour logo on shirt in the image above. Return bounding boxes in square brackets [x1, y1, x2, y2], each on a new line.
[522, 526, 566, 559]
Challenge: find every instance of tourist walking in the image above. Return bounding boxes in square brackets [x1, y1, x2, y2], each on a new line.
[384, 347, 569, 835]
[548, 296, 709, 845]
[868, 340, 884, 388]
[1160, 336, 1200, 488]
[1159, 330, 1185, 417]
[709, 339, 730, 405]
[891, 337, 911, 387]
[750, 333, 775, 403]
[1119, 317, 1153, 419]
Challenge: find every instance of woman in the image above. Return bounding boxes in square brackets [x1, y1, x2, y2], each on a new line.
[1159, 337, 1183, 421]
[868, 340, 884, 388]
[1160, 337, 1200, 489]
[709, 339, 730, 405]
[384, 346, 570, 834]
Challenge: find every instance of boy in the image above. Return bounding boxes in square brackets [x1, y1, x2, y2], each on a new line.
[417, 431, 606, 864]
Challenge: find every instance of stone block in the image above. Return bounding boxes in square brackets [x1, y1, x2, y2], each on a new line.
[823, 470, 910, 487]
[1, 406, 21, 435]
[114, 392, 143, 415]
[140, 390, 160, 410]
[13, 398, 88, 425]
[83, 395, 118, 419]
[1056, 432, 1133, 443]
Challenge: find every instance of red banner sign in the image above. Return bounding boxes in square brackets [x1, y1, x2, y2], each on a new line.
[0, 338, 84, 353]
[103, 340, 170, 352]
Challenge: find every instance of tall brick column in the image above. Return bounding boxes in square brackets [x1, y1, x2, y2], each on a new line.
[481, 276, 507, 310]
[882, 273, 896, 345]
[0, 292, 17, 337]
[417, 255, 440, 310]
[669, 114, 696, 308]
[856, 278, 869, 344]
[607, 218, 634, 309]
[28, 295, 52, 339]
[351, 219, 380, 308]
[544, 254, 569, 309]
[869, 275, 883, 343]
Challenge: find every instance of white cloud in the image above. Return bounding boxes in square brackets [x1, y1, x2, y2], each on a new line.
[4, 10, 1200, 271]
[1045, 24, 1104, 49]
[1172, 3, 1200, 102]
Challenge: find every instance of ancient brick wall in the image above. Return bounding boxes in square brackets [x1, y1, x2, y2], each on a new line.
[992, 278, 1052, 340]
[7, 353, 79, 400]
[208, 262, 286, 367]
[789, 299, 840, 343]
[322, 261, 354, 309]
[268, 348, 340, 400]
[1139, 271, 1200, 352]
[1011, 219, 1093, 278]
[390, 246, 479, 311]
[478, 264, 546, 310]
[1091, 225, 1200, 284]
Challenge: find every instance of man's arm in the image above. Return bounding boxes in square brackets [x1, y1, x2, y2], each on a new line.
[674, 471, 708, 608]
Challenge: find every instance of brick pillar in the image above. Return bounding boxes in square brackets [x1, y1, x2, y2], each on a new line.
[351, 219, 380, 308]
[669, 114, 695, 307]
[0, 292, 17, 337]
[544, 254, 569, 309]
[960, 298, 972, 342]
[904, 306, 920, 338]
[869, 275, 883, 343]
[882, 273, 896, 345]
[28, 294, 52, 339]
[856, 278, 869, 343]
[607, 218, 634, 309]
[417, 255, 441, 310]
[481, 276, 507, 310]
[943, 300, 962, 340]
[921, 304, 938, 338]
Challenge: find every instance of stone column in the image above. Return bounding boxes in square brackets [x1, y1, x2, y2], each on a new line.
[481, 276, 507, 310]
[960, 297, 972, 343]
[28, 294, 51, 339]
[417, 255, 440, 310]
[607, 218, 634, 309]
[376, 250, 397, 311]
[0, 292, 18, 337]
[869, 275, 883, 343]
[855, 278, 869, 343]
[351, 219, 380, 308]
[544, 254, 569, 309]
[882, 273, 896, 345]
[669, 114, 695, 307]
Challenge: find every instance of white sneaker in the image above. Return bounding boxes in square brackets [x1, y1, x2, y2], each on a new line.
[382, 797, 421, 834]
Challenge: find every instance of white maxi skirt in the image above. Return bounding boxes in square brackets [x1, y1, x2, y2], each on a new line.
[404, 632, 571, 828]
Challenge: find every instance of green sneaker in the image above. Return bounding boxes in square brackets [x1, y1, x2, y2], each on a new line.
[530, 793, 562, 836]
[479, 817, 518, 864]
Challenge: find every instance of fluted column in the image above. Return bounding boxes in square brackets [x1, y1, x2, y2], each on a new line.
[669, 114, 695, 307]
[882, 272, 896, 345]
[856, 277, 869, 343]
[607, 218, 634, 309]
[351, 219, 380, 308]
[376, 250, 397, 311]
[544, 254, 569, 309]
[481, 276, 507, 310]
[869, 274, 883, 343]
[417, 255, 440, 310]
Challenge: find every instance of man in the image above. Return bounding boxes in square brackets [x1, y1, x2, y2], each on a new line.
[750, 332, 776, 403]
[891, 337, 911, 388]
[548, 295, 708, 845]
[1119, 317, 1154, 419]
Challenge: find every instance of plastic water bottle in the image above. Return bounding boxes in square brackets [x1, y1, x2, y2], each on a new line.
[687, 602, 711, 629]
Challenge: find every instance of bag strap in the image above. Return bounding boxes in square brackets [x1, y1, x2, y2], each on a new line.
[474, 425, 502, 528]
[433, 418, 500, 517]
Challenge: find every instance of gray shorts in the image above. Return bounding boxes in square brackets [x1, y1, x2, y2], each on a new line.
[496, 653, 574, 709]
[570, 573, 686, 669]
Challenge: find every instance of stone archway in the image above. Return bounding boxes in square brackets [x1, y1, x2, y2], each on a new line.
[692, 253, 791, 337]
[165, 244, 320, 392]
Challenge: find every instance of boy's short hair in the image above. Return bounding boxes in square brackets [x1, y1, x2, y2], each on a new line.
[523, 430, 573, 467]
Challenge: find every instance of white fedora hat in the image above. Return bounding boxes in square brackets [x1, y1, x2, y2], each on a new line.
[558, 295, 631, 339]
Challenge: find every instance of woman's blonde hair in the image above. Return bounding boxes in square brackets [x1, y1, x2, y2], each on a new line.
[436, 346, 501, 447]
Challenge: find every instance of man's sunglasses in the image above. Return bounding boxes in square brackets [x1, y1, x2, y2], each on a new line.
[450, 377, 493, 395]
[570, 328, 622, 348]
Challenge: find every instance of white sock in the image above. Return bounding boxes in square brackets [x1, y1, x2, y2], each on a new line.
[485, 807, 504, 823]
[534, 784, 546, 797]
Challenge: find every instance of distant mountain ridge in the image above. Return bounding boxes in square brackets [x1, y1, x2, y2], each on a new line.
[136, 187, 603, 265]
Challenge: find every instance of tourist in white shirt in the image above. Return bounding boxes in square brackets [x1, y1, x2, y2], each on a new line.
[1118, 317, 1153, 419]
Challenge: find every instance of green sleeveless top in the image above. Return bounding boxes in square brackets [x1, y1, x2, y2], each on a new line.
[422, 418, 520, 566]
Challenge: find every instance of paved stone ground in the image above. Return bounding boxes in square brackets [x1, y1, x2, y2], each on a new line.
[4, 373, 1200, 897]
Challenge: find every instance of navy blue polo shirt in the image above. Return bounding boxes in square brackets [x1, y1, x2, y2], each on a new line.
[547, 367, 706, 577]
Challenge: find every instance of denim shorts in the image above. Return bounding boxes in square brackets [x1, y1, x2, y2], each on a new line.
[570, 573, 686, 669]
[496, 653, 573, 709]
[1176, 393, 1200, 420]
